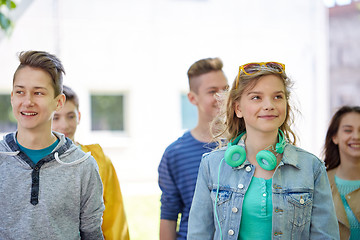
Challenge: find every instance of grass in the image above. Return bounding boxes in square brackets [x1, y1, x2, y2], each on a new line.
[124, 194, 161, 240]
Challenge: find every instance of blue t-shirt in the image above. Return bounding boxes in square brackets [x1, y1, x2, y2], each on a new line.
[17, 139, 59, 164]
[158, 131, 217, 240]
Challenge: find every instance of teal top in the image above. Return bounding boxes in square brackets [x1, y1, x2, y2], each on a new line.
[17, 139, 59, 164]
[335, 175, 360, 240]
[239, 177, 273, 240]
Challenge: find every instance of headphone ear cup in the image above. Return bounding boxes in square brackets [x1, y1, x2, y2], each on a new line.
[256, 150, 277, 171]
[225, 145, 246, 168]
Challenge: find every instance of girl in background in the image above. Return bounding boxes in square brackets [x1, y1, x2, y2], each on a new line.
[324, 105, 360, 240]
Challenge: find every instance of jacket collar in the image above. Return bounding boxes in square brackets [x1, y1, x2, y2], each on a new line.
[280, 144, 302, 169]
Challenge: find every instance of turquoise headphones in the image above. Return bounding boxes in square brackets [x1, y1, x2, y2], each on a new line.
[224, 129, 286, 170]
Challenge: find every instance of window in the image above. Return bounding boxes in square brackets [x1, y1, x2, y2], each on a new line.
[0, 94, 17, 133]
[91, 94, 125, 131]
[181, 93, 197, 130]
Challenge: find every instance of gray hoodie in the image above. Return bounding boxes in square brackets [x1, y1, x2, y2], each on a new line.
[0, 131, 105, 240]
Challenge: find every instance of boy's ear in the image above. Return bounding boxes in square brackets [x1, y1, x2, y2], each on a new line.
[187, 91, 198, 106]
[77, 110, 81, 124]
[10, 91, 14, 108]
[55, 93, 66, 111]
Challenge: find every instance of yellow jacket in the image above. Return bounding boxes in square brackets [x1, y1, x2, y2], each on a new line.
[81, 144, 130, 240]
[327, 168, 360, 240]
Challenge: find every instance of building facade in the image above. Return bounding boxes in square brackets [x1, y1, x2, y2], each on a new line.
[0, 0, 329, 193]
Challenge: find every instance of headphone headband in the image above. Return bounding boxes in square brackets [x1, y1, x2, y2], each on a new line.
[228, 132, 246, 147]
[275, 129, 286, 154]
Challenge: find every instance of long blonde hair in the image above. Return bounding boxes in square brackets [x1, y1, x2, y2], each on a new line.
[211, 67, 297, 146]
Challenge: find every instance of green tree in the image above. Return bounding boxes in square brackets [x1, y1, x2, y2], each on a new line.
[0, 0, 16, 33]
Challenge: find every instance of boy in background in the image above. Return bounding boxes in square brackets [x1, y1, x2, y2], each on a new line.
[158, 57, 228, 239]
[0, 50, 104, 239]
[52, 85, 130, 240]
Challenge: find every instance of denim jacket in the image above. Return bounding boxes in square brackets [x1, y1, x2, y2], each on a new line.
[188, 143, 340, 240]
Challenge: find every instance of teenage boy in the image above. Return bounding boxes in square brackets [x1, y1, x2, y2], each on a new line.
[158, 57, 228, 240]
[0, 51, 104, 240]
[52, 85, 130, 240]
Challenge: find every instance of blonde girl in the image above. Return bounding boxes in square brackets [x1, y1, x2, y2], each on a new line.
[187, 62, 339, 240]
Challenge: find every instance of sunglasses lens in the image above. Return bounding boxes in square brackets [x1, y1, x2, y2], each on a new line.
[265, 62, 283, 72]
[243, 63, 260, 74]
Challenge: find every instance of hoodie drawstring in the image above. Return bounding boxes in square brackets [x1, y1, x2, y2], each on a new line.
[0, 151, 20, 156]
[54, 151, 91, 166]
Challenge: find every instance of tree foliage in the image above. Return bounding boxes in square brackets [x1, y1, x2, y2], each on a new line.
[0, 0, 16, 33]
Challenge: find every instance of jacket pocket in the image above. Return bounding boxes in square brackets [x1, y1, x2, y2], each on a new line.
[211, 187, 232, 223]
[287, 192, 313, 227]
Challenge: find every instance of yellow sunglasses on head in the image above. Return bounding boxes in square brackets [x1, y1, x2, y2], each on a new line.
[235, 62, 285, 88]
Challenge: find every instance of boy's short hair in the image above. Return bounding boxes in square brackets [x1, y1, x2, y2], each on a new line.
[187, 57, 223, 93]
[13, 51, 65, 97]
[62, 85, 80, 110]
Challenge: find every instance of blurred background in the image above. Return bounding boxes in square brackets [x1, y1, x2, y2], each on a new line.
[1, 0, 359, 239]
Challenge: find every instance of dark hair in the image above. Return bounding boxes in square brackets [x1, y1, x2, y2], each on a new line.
[324, 105, 360, 170]
[13, 51, 65, 96]
[62, 85, 80, 109]
[187, 57, 223, 93]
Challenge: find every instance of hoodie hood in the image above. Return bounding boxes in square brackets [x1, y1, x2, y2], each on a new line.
[0, 131, 90, 166]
